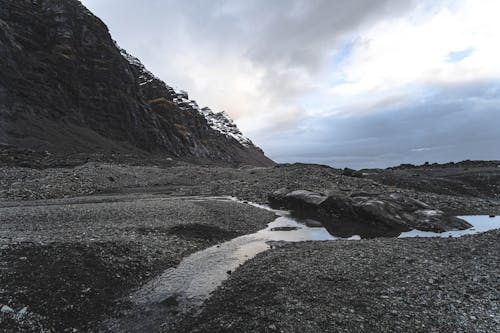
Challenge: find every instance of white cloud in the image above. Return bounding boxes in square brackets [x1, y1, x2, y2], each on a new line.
[81, 0, 417, 133]
[328, 0, 500, 101]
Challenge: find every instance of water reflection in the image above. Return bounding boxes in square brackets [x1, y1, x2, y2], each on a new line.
[399, 215, 499, 238]
[132, 197, 499, 315]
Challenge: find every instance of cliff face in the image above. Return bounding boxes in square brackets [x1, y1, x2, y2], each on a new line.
[0, 0, 274, 166]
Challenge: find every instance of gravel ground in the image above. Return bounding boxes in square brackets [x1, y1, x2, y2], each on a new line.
[0, 195, 275, 245]
[1, 161, 499, 332]
[1, 162, 499, 215]
[171, 230, 500, 333]
[0, 195, 275, 332]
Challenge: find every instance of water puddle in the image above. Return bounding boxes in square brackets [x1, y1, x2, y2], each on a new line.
[132, 198, 335, 312]
[132, 197, 499, 314]
[399, 215, 499, 238]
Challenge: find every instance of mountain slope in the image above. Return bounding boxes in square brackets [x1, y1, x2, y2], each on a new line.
[0, 0, 274, 166]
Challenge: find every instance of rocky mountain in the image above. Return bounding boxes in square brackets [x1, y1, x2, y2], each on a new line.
[0, 0, 274, 166]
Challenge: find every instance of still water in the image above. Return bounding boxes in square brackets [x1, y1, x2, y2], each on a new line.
[132, 197, 499, 313]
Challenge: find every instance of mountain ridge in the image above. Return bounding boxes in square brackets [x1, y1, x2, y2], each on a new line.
[118, 48, 257, 149]
[0, 0, 274, 166]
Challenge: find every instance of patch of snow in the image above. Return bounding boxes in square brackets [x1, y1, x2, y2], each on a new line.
[118, 46, 254, 147]
[167, 86, 254, 147]
[118, 46, 159, 87]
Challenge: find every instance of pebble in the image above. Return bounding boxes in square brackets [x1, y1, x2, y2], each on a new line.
[1, 305, 15, 313]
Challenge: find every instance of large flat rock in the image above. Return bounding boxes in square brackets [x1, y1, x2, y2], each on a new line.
[269, 189, 471, 238]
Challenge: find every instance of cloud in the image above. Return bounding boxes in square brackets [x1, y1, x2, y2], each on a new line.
[266, 80, 500, 168]
[80, 0, 500, 167]
[80, 0, 417, 122]
[327, 0, 500, 98]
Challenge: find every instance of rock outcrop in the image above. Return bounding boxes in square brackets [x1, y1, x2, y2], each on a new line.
[0, 0, 274, 166]
[269, 189, 471, 238]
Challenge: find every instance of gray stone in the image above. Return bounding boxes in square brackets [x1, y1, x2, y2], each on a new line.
[269, 189, 471, 238]
[1, 305, 15, 313]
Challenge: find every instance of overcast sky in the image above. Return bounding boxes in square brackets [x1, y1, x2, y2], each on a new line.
[81, 0, 500, 168]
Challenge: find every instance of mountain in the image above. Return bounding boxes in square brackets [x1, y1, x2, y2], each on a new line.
[0, 0, 274, 166]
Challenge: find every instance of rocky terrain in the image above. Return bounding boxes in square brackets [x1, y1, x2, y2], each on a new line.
[1, 161, 499, 214]
[0, 1, 499, 332]
[172, 230, 499, 333]
[360, 160, 500, 199]
[0, 160, 499, 332]
[0, 194, 276, 332]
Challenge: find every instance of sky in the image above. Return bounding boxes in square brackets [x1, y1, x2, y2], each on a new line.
[81, 0, 500, 169]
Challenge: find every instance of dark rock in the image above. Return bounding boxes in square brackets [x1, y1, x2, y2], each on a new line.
[269, 189, 471, 238]
[302, 219, 324, 227]
[269, 189, 327, 211]
[270, 226, 300, 231]
[160, 295, 179, 308]
[342, 168, 364, 178]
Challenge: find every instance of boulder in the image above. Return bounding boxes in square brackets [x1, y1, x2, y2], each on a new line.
[269, 189, 327, 218]
[342, 168, 364, 178]
[269, 189, 471, 238]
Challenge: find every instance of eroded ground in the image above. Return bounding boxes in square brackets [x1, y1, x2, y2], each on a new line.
[0, 195, 275, 331]
[1, 161, 499, 332]
[171, 230, 500, 333]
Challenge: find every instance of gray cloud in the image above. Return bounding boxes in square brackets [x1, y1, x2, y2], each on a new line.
[80, 0, 499, 168]
[265, 80, 500, 168]
[81, 0, 417, 103]
[244, 0, 416, 72]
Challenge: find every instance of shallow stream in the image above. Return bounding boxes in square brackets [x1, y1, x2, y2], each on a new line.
[132, 196, 499, 313]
